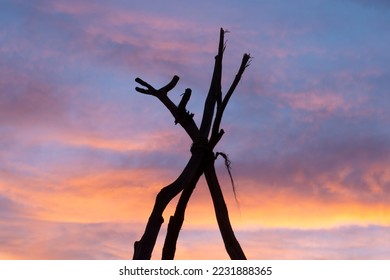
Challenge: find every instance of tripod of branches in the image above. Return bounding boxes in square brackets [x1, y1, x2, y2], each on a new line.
[133, 28, 250, 260]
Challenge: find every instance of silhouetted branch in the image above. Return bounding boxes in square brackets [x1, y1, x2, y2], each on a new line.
[133, 152, 204, 259]
[162, 167, 203, 259]
[135, 76, 199, 141]
[204, 162, 246, 260]
[160, 75, 180, 94]
[175, 88, 194, 125]
[223, 53, 251, 109]
[135, 75, 179, 96]
[210, 53, 251, 148]
[179, 88, 191, 110]
[199, 28, 225, 138]
[135, 78, 156, 95]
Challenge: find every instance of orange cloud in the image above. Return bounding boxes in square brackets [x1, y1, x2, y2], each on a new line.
[155, 177, 390, 231]
[235, 185, 390, 229]
[4, 168, 175, 224]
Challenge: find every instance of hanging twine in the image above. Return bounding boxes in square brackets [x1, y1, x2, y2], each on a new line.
[215, 152, 238, 204]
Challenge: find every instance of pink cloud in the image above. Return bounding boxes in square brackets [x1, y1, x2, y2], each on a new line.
[0, 79, 68, 127]
[239, 225, 390, 259]
[0, 218, 139, 259]
[280, 90, 345, 114]
[45, 0, 217, 53]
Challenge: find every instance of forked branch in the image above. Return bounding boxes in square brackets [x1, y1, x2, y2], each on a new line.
[210, 53, 251, 148]
[135, 75, 179, 96]
[135, 76, 199, 140]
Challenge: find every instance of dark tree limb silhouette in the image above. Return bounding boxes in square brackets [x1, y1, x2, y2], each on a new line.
[132, 28, 250, 260]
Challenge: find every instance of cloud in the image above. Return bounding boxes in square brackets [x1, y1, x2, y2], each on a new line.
[231, 131, 390, 196]
[1, 148, 188, 222]
[0, 195, 24, 220]
[0, 57, 71, 128]
[151, 225, 390, 259]
[1, 0, 389, 260]
[33, 0, 219, 78]
[239, 225, 390, 259]
[280, 90, 346, 114]
[1, 214, 389, 259]
[0, 218, 140, 259]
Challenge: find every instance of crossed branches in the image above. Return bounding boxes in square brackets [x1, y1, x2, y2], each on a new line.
[133, 28, 251, 260]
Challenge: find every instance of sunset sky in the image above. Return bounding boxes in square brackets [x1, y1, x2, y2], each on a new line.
[1, 0, 389, 259]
